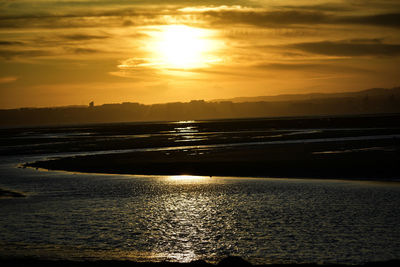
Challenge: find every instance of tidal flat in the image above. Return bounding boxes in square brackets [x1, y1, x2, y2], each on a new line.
[1, 114, 400, 264]
[0, 187, 25, 198]
[15, 114, 400, 180]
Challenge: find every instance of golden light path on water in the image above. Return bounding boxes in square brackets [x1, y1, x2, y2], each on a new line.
[166, 175, 211, 183]
[147, 25, 222, 70]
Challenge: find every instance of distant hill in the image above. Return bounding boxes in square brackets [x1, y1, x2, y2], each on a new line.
[212, 87, 400, 103]
[0, 87, 399, 127]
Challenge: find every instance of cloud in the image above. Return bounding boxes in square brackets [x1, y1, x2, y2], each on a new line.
[1, 3, 399, 30]
[347, 38, 383, 44]
[109, 57, 164, 80]
[0, 76, 17, 84]
[201, 10, 330, 26]
[0, 8, 147, 29]
[254, 63, 327, 70]
[253, 62, 373, 74]
[277, 3, 356, 12]
[118, 57, 163, 69]
[0, 49, 52, 60]
[59, 33, 110, 41]
[112, 56, 230, 81]
[178, 5, 255, 13]
[0, 40, 24, 45]
[340, 13, 400, 28]
[289, 40, 400, 56]
[348, 0, 400, 10]
[179, 6, 400, 29]
[66, 48, 101, 54]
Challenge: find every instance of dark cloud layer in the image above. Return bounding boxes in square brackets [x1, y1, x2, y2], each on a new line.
[278, 3, 357, 12]
[0, 49, 51, 60]
[202, 10, 400, 28]
[60, 34, 110, 41]
[204, 10, 330, 26]
[340, 13, 400, 28]
[67, 48, 102, 54]
[290, 41, 400, 56]
[254, 62, 372, 74]
[255, 63, 327, 70]
[0, 40, 24, 46]
[0, 7, 399, 29]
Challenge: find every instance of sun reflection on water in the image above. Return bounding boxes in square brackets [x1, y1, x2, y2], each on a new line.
[174, 126, 198, 133]
[167, 175, 211, 183]
[174, 120, 196, 124]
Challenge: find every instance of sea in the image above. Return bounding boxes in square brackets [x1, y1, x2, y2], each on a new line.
[0, 116, 399, 264]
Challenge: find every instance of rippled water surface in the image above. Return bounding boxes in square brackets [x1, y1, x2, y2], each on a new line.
[1, 156, 399, 264]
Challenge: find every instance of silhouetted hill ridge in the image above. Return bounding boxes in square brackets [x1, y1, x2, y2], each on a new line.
[1, 87, 399, 127]
[211, 87, 400, 103]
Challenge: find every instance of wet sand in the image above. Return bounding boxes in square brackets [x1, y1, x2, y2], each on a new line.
[27, 138, 400, 179]
[0, 188, 25, 198]
[3, 113, 399, 179]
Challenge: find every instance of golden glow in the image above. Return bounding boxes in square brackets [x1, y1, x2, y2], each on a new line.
[174, 120, 196, 124]
[3, 2, 400, 108]
[167, 175, 210, 183]
[150, 25, 220, 69]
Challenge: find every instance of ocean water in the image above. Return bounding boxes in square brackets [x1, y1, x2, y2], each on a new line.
[1, 117, 400, 264]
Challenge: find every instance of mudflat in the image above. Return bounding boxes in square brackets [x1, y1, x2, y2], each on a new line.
[2, 114, 397, 180]
[0, 188, 25, 198]
[27, 137, 400, 179]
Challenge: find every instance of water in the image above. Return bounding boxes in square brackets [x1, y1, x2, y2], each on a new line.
[1, 156, 399, 264]
[1, 117, 400, 264]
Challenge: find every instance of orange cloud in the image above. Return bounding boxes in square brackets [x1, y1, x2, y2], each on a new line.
[0, 76, 17, 84]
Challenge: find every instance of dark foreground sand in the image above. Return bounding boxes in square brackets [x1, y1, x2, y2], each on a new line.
[27, 138, 400, 179]
[0, 188, 25, 198]
[1, 257, 399, 267]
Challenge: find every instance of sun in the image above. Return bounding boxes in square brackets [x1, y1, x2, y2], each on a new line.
[152, 25, 218, 69]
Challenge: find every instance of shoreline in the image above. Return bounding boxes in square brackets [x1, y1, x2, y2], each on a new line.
[24, 162, 400, 183]
[24, 165, 400, 183]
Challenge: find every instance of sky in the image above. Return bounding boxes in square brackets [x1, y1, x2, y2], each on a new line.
[0, 0, 400, 108]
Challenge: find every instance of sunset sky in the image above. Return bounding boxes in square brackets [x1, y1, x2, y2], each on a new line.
[0, 0, 399, 108]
